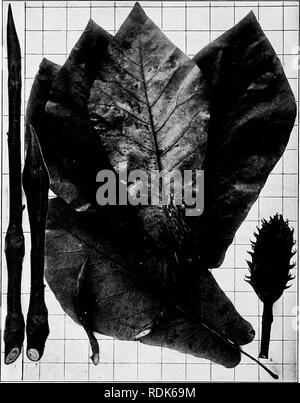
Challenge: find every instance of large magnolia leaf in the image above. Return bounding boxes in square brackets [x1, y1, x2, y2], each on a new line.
[87, 3, 208, 252]
[89, 3, 208, 176]
[29, 56, 254, 369]
[191, 12, 296, 268]
[46, 198, 164, 341]
[45, 197, 253, 367]
[26, 54, 178, 295]
[28, 21, 113, 211]
[31, 6, 295, 271]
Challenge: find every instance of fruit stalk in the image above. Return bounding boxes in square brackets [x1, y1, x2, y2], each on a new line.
[259, 301, 273, 359]
[176, 305, 278, 380]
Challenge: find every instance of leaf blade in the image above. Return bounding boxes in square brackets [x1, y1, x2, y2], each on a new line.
[88, 4, 208, 185]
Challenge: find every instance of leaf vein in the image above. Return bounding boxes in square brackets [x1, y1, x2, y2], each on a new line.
[97, 88, 149, 126]
[104, 79, 147, 105]
[111, 43, 142, 68]
[112, 58, 143, 83]
[155, 93, 199, 134]
[161, 109, 203, 157]
[150, 69, 179, 108]
[167, 143, 202, 173]
[92, 113, 155, 154]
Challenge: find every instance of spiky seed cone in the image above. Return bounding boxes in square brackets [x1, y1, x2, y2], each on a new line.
[246, 214, 295, 358]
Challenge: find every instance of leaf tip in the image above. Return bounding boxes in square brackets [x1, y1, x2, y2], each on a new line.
[130, 2, 148, 23]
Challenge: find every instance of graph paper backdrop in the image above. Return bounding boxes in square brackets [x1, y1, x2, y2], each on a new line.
[1, 0, 299, 382]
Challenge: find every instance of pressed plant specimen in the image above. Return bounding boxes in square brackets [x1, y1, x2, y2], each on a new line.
[22, 125, 50, 361]
[4, 5, 50, 364]
[4, 2, 297, 379]
[4, 4, 25, 365]
[246, 214, 296, 359]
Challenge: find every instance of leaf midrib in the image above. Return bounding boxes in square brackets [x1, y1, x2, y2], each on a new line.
[138, 41, 163, 173]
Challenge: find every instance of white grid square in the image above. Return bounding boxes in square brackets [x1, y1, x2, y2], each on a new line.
[89, 363, 114, 381]
[162, 347, 185, 363]
[166, 31, 186, 52]
[235, 364, 258, 381]
[265, 30, 283, 54]
[26, 7, 43, 30]
[143, 7, 162, 26]
[65, 363, 89, 381]
[187, 31, 210, 54]
[259, 6, 283, 30]
[211, 365, 235, 381]
[114, 363, 138, 381]
[162, 363, 185, 380]
[235, 269, 250, 292]
[287, 126, 298, 149]
[91, 7, 114, 30]
[284, 6, 299, 30]
[211, 5, 234, 30]
[138, 364, 161, 381]
[40, 363, 64, 381]
[44, 6, 66, 30]
[235, 6, 259, 22]
[283, 55, 299, 79]
[283, 174, 298, 196]
[23, 363, 40, 381]
[43, 31, 67, 54]
[284, 30, 298, 54]
[26, 31, 43, 54]
[163, 7, 185, 30]
[65, 340, 89, 363]
[259, 197, 283, 217]
[68, 7, 91, 31]
[114, 340, 138, 363]
[116, 7, 131, 30]
[187, 7, 210, 30]
[138, 343, 163, 363]
[186, 364, 211, 381]
[67, 30, 82, 53]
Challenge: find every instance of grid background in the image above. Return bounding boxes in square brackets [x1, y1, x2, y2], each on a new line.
[0, 0, 299, 382]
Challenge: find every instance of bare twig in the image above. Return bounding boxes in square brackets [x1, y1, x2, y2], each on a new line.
[4, 4, 25, 365]
[22, 124, 50, 361]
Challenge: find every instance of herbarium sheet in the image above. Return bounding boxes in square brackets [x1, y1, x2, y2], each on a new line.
[0, 0, 299, 384]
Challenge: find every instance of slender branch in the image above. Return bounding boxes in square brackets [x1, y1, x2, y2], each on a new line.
[22, 124, 50, 362]
[4, 3, 25, 365]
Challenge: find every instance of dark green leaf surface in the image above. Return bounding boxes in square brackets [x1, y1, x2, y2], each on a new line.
[45, 197, 249, 367]
[89, 4, 208, 176]
[88, 4, 208, 252]
[46, 198, 164, 340]
[27, 21, 113, 212]
[192, 12, 296, 268]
